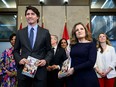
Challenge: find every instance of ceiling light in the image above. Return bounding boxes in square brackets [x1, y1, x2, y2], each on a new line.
[40, 0, 44, 4]
[63, 0, 68, 4]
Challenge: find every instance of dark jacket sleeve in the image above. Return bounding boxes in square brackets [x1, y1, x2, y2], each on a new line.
[13, 30, 22, 65]
[44, 30, 53, 65]
[59, 48, 67, 68]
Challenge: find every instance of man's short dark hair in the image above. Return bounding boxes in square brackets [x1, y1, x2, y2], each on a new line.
[25, 5, 40, 23]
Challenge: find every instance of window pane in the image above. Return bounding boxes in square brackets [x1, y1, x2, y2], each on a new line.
[110, 41, 116, 51]
[0, 14, 17, 41]
[91, 15, 116, 40]
[91, 0, 116, 9]
[0, 0, 16, 8]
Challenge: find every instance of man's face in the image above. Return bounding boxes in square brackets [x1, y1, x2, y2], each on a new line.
[51, 36, 57, 46]
[25, 10, 39, 25]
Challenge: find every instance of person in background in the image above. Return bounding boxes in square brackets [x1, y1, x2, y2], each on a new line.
[94, 33, 116, 87]
[66, 22, 100, 87]
[13, 6, 53, 87]
[0, 33, 17, 87]
[58, 38, 68, 49]
[47, 35, 67, 87]
[58, 38, 70, 58]
[58, 38, 71, 87]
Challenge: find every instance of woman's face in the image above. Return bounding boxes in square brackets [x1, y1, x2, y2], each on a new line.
[75, 24, 86, 39]
[98, 34, 107, 43]
[10, 36, 16, 47]
[61, 39, 67, 49]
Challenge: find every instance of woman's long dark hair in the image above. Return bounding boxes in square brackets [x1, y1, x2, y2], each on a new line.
[58, 38, 68, 48]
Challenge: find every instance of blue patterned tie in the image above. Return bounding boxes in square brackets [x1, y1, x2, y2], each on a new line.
[29, 28, 34, 48]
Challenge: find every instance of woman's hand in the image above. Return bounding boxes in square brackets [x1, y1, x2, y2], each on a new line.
[97, 71, 106, 77]
[67, 67, 74, 76]
[6, 70, 14, 77]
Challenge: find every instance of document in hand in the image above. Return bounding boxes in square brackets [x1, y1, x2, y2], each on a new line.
[58, 58, 71, 78]
[22, 56, 39, 78]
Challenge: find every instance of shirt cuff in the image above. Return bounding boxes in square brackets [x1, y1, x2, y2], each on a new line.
[57, 65, 60, 70]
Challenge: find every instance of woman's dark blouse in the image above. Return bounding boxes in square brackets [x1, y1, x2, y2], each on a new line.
[67, 42, 99, 87]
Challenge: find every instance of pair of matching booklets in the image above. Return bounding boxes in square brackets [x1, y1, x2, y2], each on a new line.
[22, 56, 71, 78]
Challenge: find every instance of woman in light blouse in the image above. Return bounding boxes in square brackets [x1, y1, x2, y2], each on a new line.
[94, 33, 116, 87]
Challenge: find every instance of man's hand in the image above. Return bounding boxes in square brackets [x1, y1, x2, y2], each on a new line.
[19, 58, 28, 65]
[37, 59, 46, 67]
[47, 65, 60, 71]
[51, 65, 60, 70]
[46, 66, 52, 71]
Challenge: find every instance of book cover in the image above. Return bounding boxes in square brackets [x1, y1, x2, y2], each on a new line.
[58, 58, 71, 78]
[22, 56, 39, 78]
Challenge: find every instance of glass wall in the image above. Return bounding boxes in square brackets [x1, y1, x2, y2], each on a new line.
[0, 0, 17, 57]
[91, 15, 116, 40]
[91, 0, 116, 9]
[0, 14, 17, 41]
[0, 0, 16, 8]
[91, 0, 116, 51]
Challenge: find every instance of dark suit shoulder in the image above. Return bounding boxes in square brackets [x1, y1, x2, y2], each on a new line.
[22, 26, 28, 30]
[17, 26, 27, 32]
[39, 26, 49, 32]
[57, 47, 66, 53]
[58, 47, 64, 50]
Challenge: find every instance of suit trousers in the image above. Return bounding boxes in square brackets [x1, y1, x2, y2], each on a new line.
[18, 76, 46, 87]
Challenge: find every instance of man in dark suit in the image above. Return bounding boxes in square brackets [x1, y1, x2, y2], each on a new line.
[13, 6, 53, 87]
[47, 35, 67, 87]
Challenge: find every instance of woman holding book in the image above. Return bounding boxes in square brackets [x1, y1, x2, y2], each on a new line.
[0, 33, 17, 87]
[58, 38, 71, 78]
[66, 22, 100, 87]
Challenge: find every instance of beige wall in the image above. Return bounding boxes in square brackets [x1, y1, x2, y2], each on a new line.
[18, 6, 89, 40]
